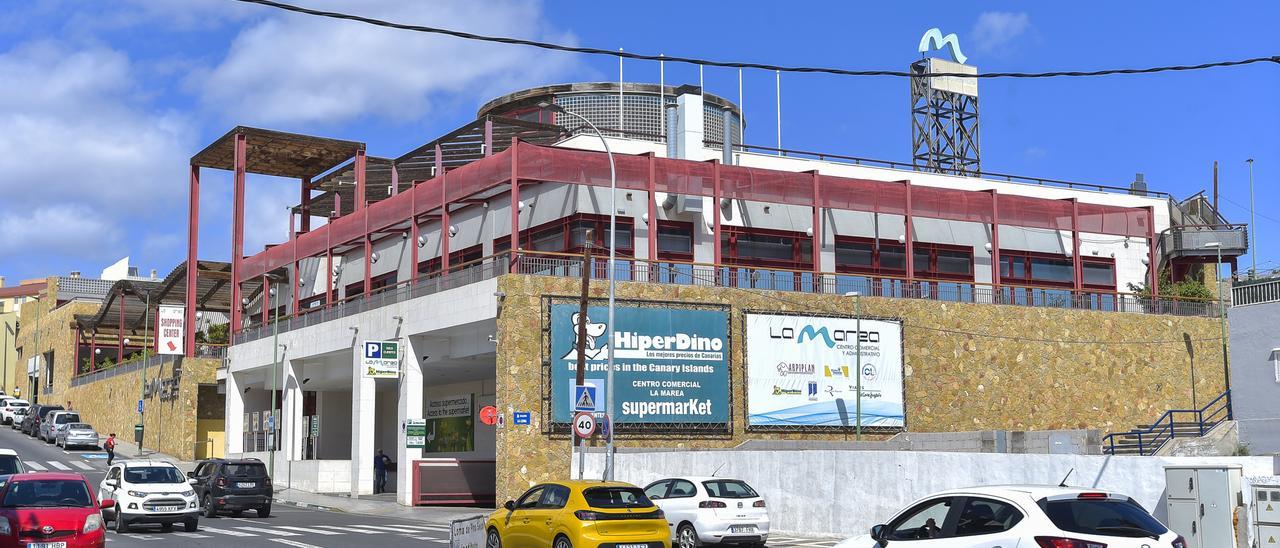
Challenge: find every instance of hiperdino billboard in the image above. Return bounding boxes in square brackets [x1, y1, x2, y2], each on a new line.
[745, 313, 904, 429]
[548, 302, 729, 425]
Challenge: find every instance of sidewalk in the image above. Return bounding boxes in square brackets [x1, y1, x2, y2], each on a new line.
[105, 438, 489, 523]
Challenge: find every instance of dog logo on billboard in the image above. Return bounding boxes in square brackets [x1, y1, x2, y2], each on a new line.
[561, 313, 609, 361]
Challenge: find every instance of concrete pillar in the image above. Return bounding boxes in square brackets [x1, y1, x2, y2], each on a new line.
[282, 359, 304, 462]
[351, 347, 375, 497]
[226, 372, 244, 455]
[396, 337, 425, 505]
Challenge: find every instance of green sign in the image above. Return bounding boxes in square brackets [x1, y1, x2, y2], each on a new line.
[406, 419, 427, 449]
[362, 340, 401, 378]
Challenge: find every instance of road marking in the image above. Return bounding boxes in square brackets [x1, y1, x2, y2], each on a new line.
[277, 526, 345, 535]
[71, 461, 94, 470]
[234, 526, 301, 536]
[197, 526, 259, 537]
[398, 524, 451, 531]
[173, 532, 212, 538]
[315, 525, 385, 534]
[269, 539, 325, 548]
[341, 524, 426, 533]
[24, 461, 47, 471]
[47, 461, 72, 470]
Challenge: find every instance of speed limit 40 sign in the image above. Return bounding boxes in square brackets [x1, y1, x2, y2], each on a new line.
[573, 412, 596, 438]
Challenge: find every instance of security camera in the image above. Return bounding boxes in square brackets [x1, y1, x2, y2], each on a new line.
[421, 355, 430, 361]
[493, 291, 507, 298]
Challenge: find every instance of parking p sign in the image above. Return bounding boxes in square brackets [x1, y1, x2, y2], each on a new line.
[362, 340, 401, 378]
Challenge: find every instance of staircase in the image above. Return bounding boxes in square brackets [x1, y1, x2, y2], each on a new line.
[1103, 391, 1232, 456]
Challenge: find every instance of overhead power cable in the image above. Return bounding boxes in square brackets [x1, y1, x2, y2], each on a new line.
[232, 0, 1280, 79]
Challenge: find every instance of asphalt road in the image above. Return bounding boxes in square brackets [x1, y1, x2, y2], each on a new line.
[0, 425, 452, 548]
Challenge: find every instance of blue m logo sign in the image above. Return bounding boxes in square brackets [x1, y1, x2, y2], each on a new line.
[918, 28, 968, 64]
[796, 325, 836, 348]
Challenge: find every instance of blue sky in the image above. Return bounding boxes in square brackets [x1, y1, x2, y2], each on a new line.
[0, 1, 1276, 284]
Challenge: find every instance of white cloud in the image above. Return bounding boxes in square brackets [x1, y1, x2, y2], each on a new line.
[0, 205, 123, 259]
[970, 12, 1032, 55]
[193, 0, 579, 125]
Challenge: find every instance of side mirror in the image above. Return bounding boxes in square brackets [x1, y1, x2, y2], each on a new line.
[188, 478, 198, 485]
[186, 471, 196, 479]
[870, 524, 887, 546]
[106, 480, 119, 488]
[99, 499, 115, 509]
[503, 500, 516, 511]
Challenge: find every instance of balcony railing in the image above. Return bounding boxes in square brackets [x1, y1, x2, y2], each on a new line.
[1158, 224, 1249, 262]
[231, 251, 1220, 346]
[1233, 276, 1280, 307]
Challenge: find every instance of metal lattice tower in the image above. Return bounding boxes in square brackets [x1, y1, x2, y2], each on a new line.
[911, 58, 980, 176]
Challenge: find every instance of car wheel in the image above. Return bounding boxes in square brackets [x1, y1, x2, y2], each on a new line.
[486, 528, 502, 548]
[184, 519, 199, 533]
[203, 494, 217, 518]
[677, 523, 700, 548]
[115, 513, 130, 534]
[257, 505, 271, 518]
[554, 535, 572, 548]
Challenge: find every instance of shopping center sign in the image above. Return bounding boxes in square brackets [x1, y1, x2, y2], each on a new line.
[361, 340, 400, 378]
[549, 302, 729, 425]
[745, 313, 904, 428]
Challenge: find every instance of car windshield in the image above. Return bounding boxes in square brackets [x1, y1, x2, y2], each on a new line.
[0, 457, 21, 475]
[7, 402, 27, 408]
[703, 480, 759, 499]
[1, 479, 92, 508]
[124, 466, 186, 484]
[225, 463, 268, 477]
[1040, 498, 1169, 538]
[54, 413, 80, 424]
[582, 487, 653, 509]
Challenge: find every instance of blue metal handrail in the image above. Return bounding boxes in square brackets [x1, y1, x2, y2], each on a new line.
[1102, 390, 1232, 455]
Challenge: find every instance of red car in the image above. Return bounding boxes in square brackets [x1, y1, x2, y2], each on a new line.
[0, 472, 113, 548]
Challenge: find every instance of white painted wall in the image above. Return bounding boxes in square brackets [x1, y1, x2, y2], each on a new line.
[579, 449, 1275, 538]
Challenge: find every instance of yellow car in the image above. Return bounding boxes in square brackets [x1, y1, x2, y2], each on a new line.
[487, 480, 671, 548]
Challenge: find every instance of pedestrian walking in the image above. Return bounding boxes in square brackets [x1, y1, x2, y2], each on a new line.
[373, 449, 393, 494]
[104, 433, 116, 465]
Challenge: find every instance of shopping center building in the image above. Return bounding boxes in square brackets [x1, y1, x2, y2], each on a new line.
[193, 82, 1247, 505]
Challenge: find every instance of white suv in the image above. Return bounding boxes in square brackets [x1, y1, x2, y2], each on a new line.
[644, 477, 771, 548]
[99, 460, 200, 533]
[0, 399, 28, 425]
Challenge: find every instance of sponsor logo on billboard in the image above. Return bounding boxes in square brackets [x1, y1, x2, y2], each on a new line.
[861, 364, 878, 382]
[824, 365, 851, 378]
[776, 362, 815, 376]
[770, 325, 881, 346]
[771, 386, 802, 396]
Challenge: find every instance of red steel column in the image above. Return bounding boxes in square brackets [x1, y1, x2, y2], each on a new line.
[811, 171, 821, 274]
[439, 144, 450, 272]
[990, 189, 1001, 295]
[291, 238, 300, 319]
[363, 234, 372, 296]
[325, 246, 333, 309]
[355, 149, 367, 211]
[230, 133, 247, 333]
[904, 180, 915, 287]
[1147, 206, 1159, 296]
[647, 154, 657, 263]
[509, 138, 520, 272]
[713, 160, 722, 266]
[300, 176, 312, 233]
[185, 165, 200, 357]
[410, 175, 419, 285]
[1070, 198, 1082, 292]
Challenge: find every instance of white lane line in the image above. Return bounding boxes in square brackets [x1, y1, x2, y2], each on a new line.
[397, 524, 451, 531]
[342, 524, 427, 533]
[197, 526, 259, 537]
[173, 532, 212, 538]
[47, 461, 72, 470]
[276, 526, 345, 535]
[315, 525, 385, 534]
[24, 461, 47, 471]
[71, 461, 94, 470]
[269, 539, 325, 548]
[233, 526, 301, 536]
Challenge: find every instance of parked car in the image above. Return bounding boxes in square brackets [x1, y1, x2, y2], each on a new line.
[188, 457, 273, 518]
[487, 480, 670, 548]
[833, 485, 1186, 548]
[0, 471, 113, 548]
[8, 407, 28, 429]
[41, 410, 82, 443]
[56, 423, 101, 450]
[0, 449, 25, 475]
[21, 404, 63, 436]
[643, 477, 770, 548]
[0, 398, 28, 425]
[99, 460, 199, 533]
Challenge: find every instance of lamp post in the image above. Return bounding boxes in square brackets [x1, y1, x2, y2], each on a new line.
[538, 101, 618, 480]
[1204, 242, 1231, 406]
[844, 292, 863, 440]
[1247, 158, 1256, 278]
[268, 283, 280, 480]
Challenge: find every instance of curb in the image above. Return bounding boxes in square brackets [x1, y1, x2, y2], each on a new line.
[273, 498, 339, 513]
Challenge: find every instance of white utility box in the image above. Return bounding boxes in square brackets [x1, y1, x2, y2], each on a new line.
[1257, 484, 1280, 547]
[1165, 465, 1243, 548]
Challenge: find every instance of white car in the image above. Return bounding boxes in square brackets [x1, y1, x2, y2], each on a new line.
[0, 398, 28, 425]
[835, 485, 1186, 548]
[644, 477, 770, 548]
[99, 460, 200, 533]
[0, 448, 25, 475]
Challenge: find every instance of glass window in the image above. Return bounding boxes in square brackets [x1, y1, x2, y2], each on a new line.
[1082, 261, 1115, 287]
[835, 241, 874, 269]
[539, 485, 571, 509]
[123, 466, 185, 484]
[657, 223, 693, 257]
[668, 480, 697, 498]
[224, 463, 268, 477]
[1039, 498, 1168, 538]
[954, 497, 1024, 537]
[702, 480, 759, 499]
[937, 250, 973, 276]
[55, 413, 80, 424]
[1030, 257, 1073, 284]
[643, 481, 671, 500]
[735, 233, 794, 261]
[0, 456, 21, 475]
[888, 497, 954, 541]
[515, 486, 545, 509]
[881, 245, 906, 272]
[582, 487, 653, 509]
[0, 479, 92, 508]
[530, 227, 565, 252]
[913, 249, 931, 275]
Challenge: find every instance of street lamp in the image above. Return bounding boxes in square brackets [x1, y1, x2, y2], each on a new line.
[843, 292, 863, 440]
[1204, 242, 1231, 406]
[538, 101, 619, 480]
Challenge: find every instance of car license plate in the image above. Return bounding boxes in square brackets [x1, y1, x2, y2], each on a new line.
[27, 543, 67, 548]
[730, 525, 755, 533]
[236, 482, 256, 488]
[617, 544, 648, 548]
[149, 505, 183, 512]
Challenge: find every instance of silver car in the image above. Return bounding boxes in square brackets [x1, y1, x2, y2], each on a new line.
[56, 422, 100, 449]
[41, 410, 81, 443]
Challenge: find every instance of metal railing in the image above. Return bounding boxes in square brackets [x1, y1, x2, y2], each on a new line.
[1102, 390, 1232, 456]
[70, 353, 171, 387]
[1233, 276, 1280, 307]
